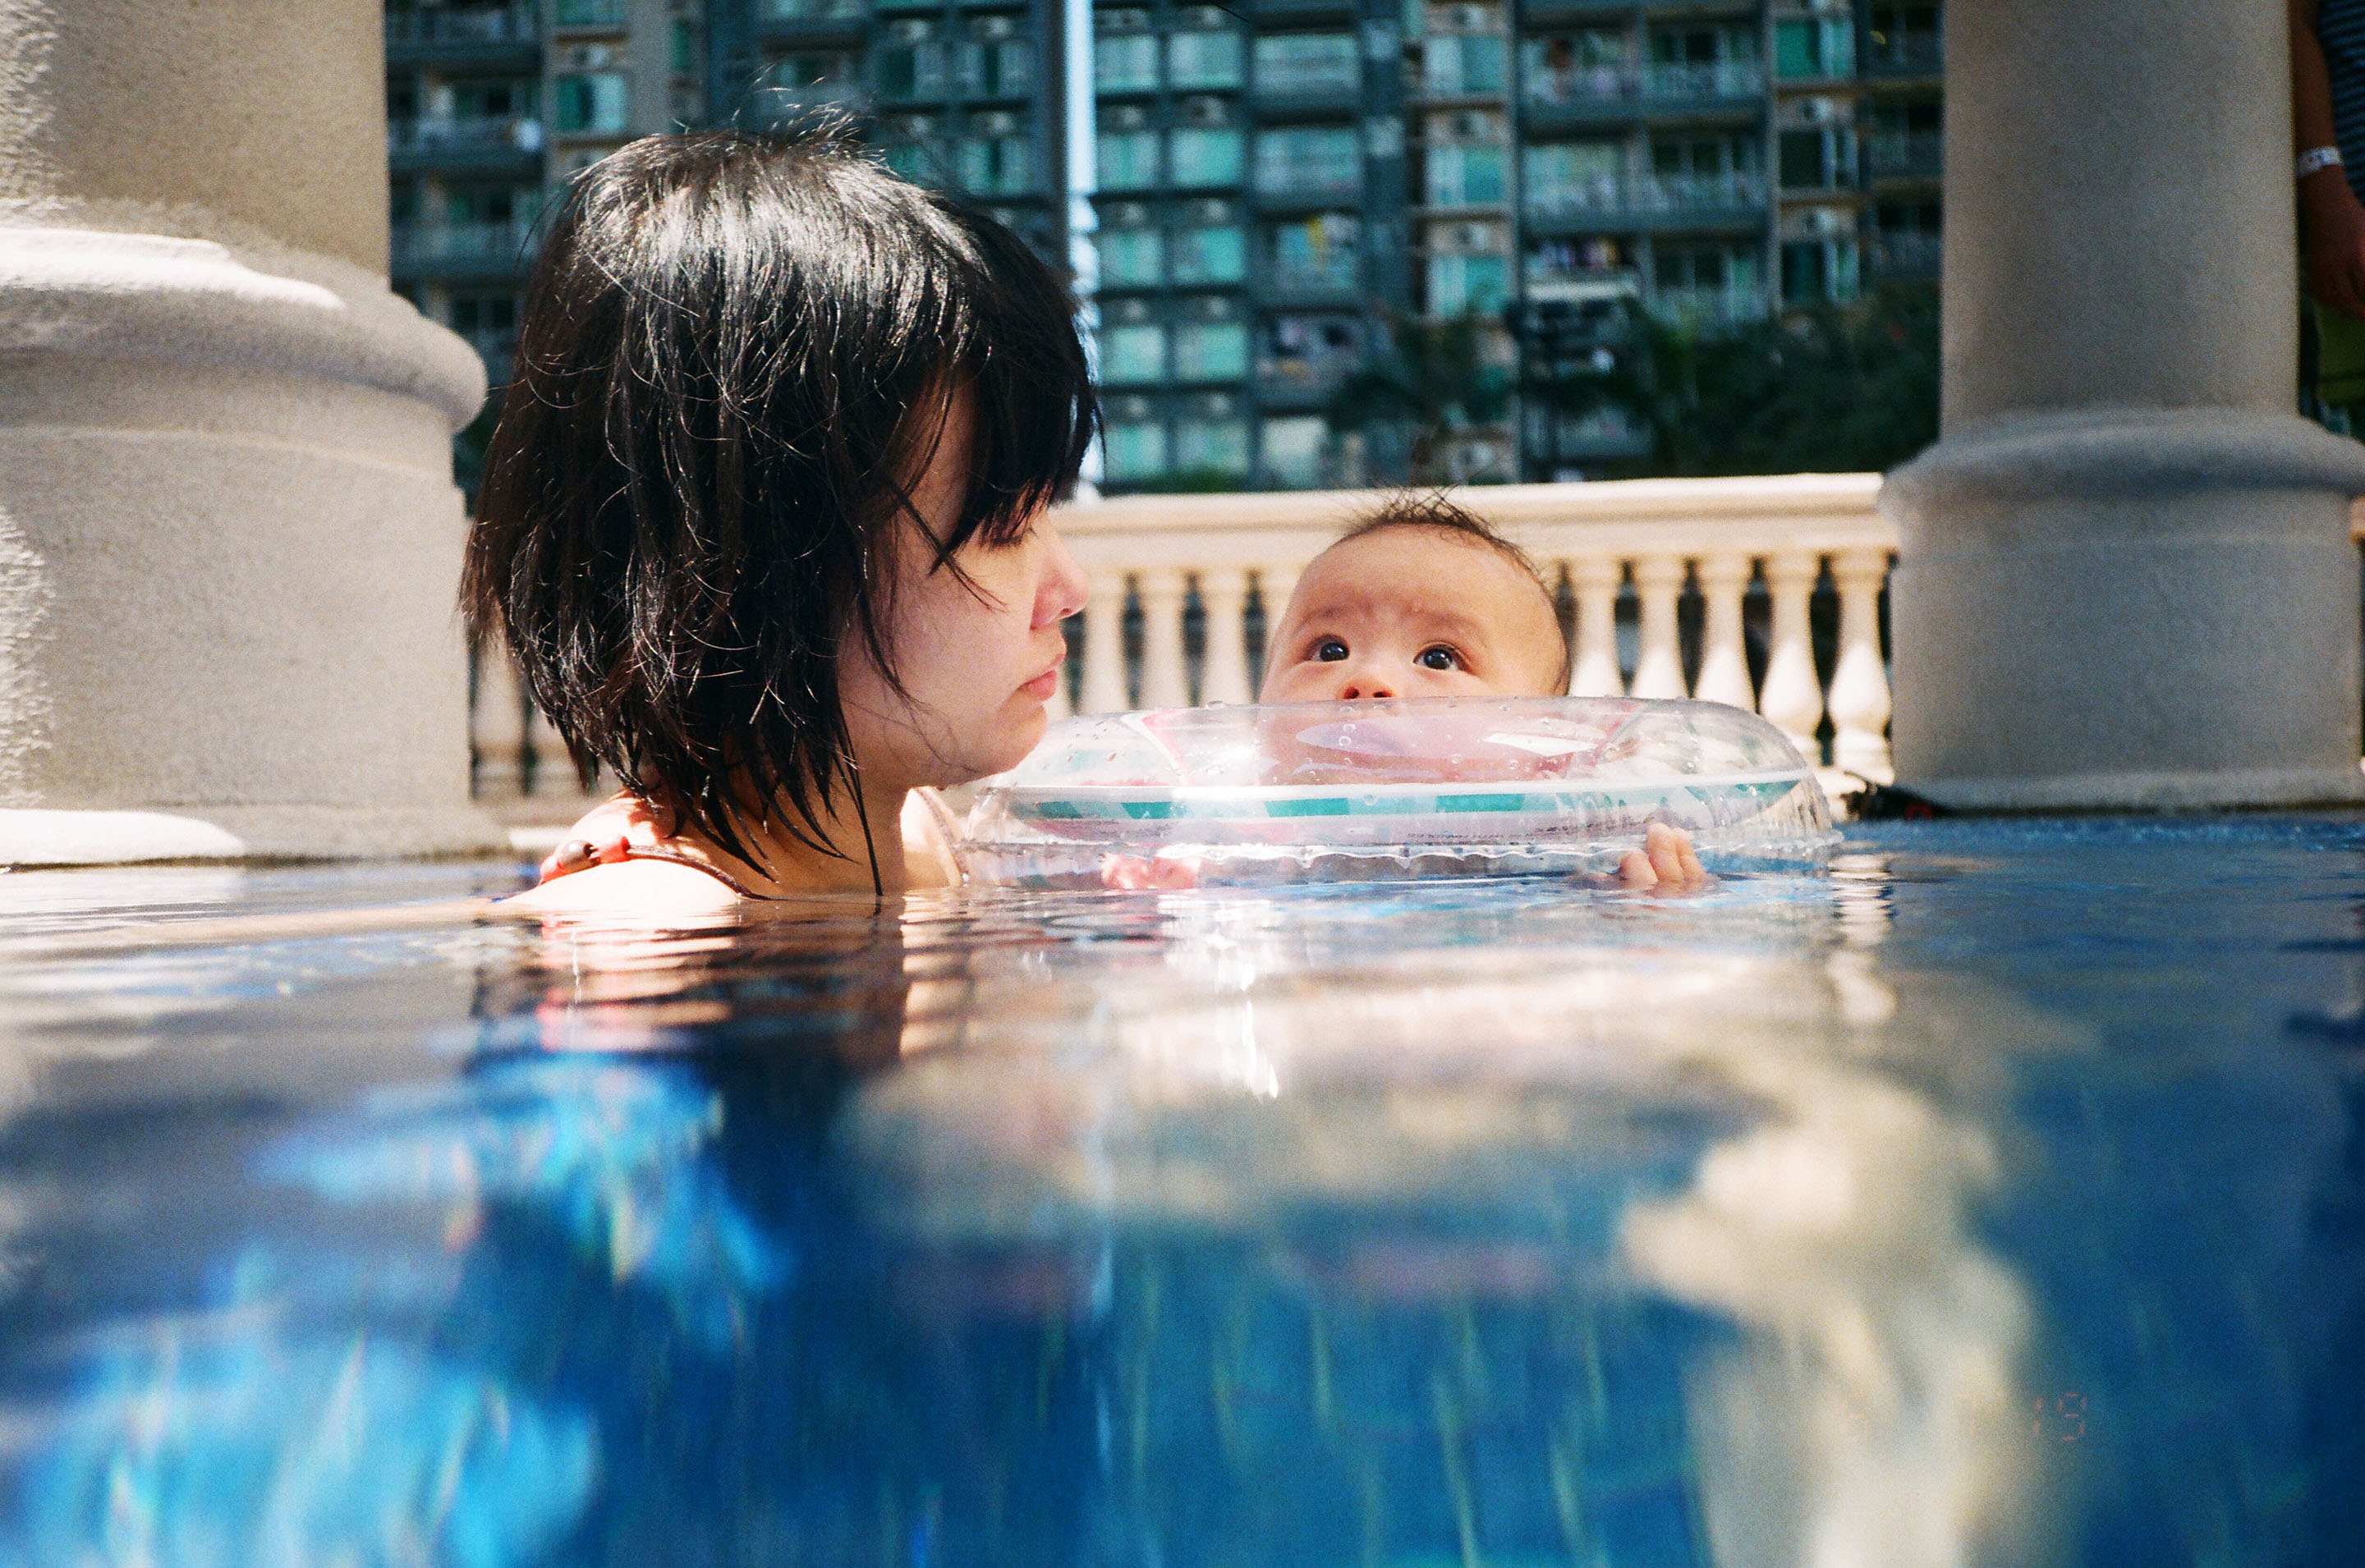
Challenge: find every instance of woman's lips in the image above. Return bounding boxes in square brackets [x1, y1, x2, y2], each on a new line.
[1020, 664, 1062, 701]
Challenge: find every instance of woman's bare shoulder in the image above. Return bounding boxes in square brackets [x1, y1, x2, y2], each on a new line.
[499, 856, 745, 918]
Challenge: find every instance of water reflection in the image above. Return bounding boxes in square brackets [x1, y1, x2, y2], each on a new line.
[2, 831, 2363, 1563]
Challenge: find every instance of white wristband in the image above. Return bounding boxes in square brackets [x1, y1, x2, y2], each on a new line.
[2298, 145, 2345, 181]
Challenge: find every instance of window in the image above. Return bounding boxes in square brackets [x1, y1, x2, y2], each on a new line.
[1254, 126, 1360, 195]
[1522, 140, 1620, 213]
[554, 0, 623, 25]
[1422, 34, 1505, 94]
[1774, 17, 1855, 80]
[1096, 34, 1159, 92]
[1426, 144, 1505, 206]
[957, 136, 1036, 195]
[879, 36, 950, 100]
[884, 140, 934, 182]
[1100, 323, 1169, 383]
[1260, 416, 1329, 488]
[1426, 253, 1509, 314]
[1779, 126, 1854, 190]
[1270, 213, 1357, 289]
[452, 79, 532, 118]
[1253, 34, 1358, 95]
[1782, 239, 1860, 304]
[1173, 223, 1245, 282]
[1170, 127, 1244, 187]
[552, 73, 627, 134]
[1169, 30, 1243, 89]
[1104, 420, 1170, 479]
[962, 39, 1035, 97]
[1174, 322, 1249, 380]
[1175, 419, 1249, 474]
[1095, 227, 1164, 287]
[1097, 130, 1162, 190]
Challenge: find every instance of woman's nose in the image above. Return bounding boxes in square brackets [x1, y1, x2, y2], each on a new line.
[1033, 520, 1091, 626]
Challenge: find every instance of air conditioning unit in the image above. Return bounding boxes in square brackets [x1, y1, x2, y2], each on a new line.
[976, 111, 1017, 135]
[887, 20, 929, 42]
[1453, 5, 1487, 30]
[976, 16, 1014, 38]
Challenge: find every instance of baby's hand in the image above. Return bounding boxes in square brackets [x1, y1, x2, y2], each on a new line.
[1614, 822, 1712, 893]
[1100, 854, 1201, 891]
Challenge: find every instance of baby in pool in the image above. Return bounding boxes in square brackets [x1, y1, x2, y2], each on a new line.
[1104, 494, 1709, 892]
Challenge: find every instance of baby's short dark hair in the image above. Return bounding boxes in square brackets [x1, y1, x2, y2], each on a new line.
[462, 130, 1095, 867]
[1331, 493, 1569, 690]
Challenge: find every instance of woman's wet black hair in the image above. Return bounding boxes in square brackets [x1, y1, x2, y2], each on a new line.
[462, 129, 1095, 874]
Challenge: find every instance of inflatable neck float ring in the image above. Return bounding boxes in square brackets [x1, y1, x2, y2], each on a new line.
[956, 695, 1839, 887]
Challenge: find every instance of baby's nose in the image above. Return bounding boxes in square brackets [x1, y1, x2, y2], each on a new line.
[1334, 669, 1394, 700]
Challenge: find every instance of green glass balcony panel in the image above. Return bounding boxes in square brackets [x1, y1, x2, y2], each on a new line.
[1174, 322, 1250, 381]
[1173, 225, 1246, 283]
[1170, 128, 1244, 188]
[1096, 227, 1166, 287]
[1100, 323, 1169, 383]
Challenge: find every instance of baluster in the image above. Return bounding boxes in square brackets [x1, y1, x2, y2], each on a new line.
[1137, 566, 1190, 709]
[1568, 556, 1623, 697]
[1629, 554, 1687, 700]
[1757, 550, 1824, 761]
[1081, 574, 1130, 714]
[1251, 566, 1301, 695]
[1045, 626, 1074, 722]
[1198, 566, 1254, 705]
[524, 693, 580, 797]
[471, 641, 526, 800]
[1692, 552, 1755, 710]
[1826, 548, 1895, 783]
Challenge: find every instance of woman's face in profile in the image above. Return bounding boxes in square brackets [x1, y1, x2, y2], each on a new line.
[838, 387, 1089, 791]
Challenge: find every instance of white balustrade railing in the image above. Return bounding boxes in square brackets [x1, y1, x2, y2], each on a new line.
[1048, 474, 1901, 792]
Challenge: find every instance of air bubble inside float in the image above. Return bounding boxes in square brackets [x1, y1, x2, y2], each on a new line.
[956, 696, 1839, 887]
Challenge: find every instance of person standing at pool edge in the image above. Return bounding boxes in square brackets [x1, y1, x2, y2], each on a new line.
[466, 131, 1094, 911]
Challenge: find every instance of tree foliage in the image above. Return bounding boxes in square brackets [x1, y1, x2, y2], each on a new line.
[1528, 282, 1940, 478]
[1325, 312, 1513, 484]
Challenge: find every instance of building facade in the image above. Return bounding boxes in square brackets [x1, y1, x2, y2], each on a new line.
[385, 0, 1940, 487]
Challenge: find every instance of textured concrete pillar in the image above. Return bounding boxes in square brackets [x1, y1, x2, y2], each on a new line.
[1883, 0, 2365, 809]
[0, 0, 499, 863]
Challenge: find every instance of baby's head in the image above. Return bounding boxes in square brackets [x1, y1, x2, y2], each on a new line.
[1260, 496, 1568, 704]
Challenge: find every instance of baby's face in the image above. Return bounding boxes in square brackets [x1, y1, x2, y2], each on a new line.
[1260, 528, 1567, 704]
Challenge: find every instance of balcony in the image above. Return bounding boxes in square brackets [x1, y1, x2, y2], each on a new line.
[1867, 231, 1942, 281]
[390, 219, 540, 279]
[1862, 34, 1943, 80]
[1251, 163, 1363, 208]
[1862, 129, 1942, 183]
[1256, 354, 1359, 409]
[1522, 61, 1766, 127]
[549, 0, 626, 30]
[754, 0, 869, 40]
[1649, 286, 1766, 329]
[1522, 0, 1758, 24]
[384, 6, 538, 69]
[1251, 59, 1362, 114]
[388, 116, 544, 174]
[1523, 171, 1767, 232]
[1261, 261, 1362, 305]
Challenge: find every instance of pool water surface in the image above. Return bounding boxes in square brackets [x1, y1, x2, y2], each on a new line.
[0, 818, 2361, 1566]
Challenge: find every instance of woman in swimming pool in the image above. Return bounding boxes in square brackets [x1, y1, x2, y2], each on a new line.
[466, 131, 1094, 913]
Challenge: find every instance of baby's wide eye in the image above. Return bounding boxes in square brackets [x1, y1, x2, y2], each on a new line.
[1314, 637, 1349, 663]
[1417, 645, 1462, 672]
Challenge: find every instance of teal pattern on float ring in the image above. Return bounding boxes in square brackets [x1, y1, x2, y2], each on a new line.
[958, 696, 1839, 886]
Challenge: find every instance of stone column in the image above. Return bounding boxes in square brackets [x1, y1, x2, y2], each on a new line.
[0, 0, 499, 863]
[1883, 0, 2365, 809]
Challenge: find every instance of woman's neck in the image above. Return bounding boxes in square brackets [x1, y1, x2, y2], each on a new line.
[677, 778, 913, 898]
